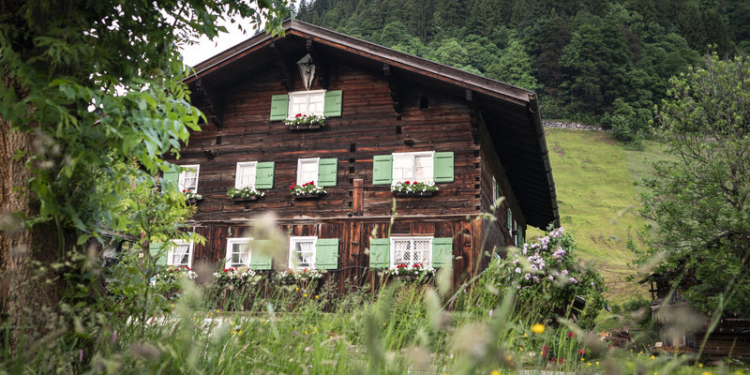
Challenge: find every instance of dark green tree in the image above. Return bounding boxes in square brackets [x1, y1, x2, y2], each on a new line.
[488, 38, 541, 92]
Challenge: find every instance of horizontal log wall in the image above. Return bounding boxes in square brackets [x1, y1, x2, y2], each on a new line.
[174, 62, 480, 222]
[187, 217, 482, 290]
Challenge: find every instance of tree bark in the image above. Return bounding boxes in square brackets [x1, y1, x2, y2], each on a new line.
[0, 109, 64, 349]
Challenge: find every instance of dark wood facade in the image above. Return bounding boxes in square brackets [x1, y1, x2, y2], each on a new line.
[172, 21, 559, 286]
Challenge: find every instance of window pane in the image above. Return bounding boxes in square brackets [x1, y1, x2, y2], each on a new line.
[392, 154, 414, 182]
[414, 155, 433, 181]
[294, 241, 314, 268]
[289, 92, 325, 117]
[415, 240, 431, 266]
[298, 160, 318, 185]
[182, 170, 197, 191]
[237, 164, 256, 188]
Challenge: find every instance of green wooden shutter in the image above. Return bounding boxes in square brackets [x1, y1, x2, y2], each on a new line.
[516, 227, 524, 247]
[368, 238, 390, 268]
[372, 155, 393, 185]
[149, 242, 167, 266]
[249, 240, 272, 270]
[255, 162, 275, 189]
[162, 168, 180, 193]
[432, 237, 453, 268]
[323, 90, 343, 117]
[507, 208, 513, 231]
[433, 152, 454, 183]
[315, 238, 339, 270]
[317, 158, 338, 187]
[270, 94, 289, 121]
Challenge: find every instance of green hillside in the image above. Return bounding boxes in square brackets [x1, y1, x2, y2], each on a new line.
[527, 128, 668, 302]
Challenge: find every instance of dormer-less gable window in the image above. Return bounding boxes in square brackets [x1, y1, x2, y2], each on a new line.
[270, 90, 343, 121]
[289, 90, 326, 117]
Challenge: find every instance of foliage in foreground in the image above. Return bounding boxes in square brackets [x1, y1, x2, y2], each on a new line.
[3, 244, 745, 375]
[635, 53, 750, 317]
[471, 227, 607, 329]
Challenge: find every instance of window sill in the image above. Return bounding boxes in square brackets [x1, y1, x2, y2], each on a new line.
[393, 191, 436, 197]
[286, 123, 325, 131]
[292, 192, 328, 200]
[230, 195, 263, 203]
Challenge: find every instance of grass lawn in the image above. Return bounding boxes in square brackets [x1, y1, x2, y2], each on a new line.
[527, 129, 668, 303]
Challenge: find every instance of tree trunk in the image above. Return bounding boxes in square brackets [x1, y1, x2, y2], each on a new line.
[0, 115, 64, 349]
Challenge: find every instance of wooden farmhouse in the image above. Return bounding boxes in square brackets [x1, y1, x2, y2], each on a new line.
[158, 20, 559, 286]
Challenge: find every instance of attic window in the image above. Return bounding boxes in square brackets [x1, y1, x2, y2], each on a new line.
[289, 90, 326, 118]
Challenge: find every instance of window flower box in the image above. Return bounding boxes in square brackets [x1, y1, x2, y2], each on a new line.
[385, 263, 436, 283]
[227, 187, 265, 202]
[290, 182, 328, 199]
[284, 114, 327, 130]
[183, 190, 203, 205]
[391, 180, 438, 196]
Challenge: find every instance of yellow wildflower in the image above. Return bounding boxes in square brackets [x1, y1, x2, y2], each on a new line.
[531, 324, 545, 334]
[698, 363, 704, 368]
[523, 333, 528, 337]
[491, 371, 501, 375]
[238, 330, 243, 336]
[596, 361, 599, 366]
[304, 293, 308, 297]
[702, 372, 712, 375]
[519, 347, 524, 351]
[581, 357, 585, 362]
[315, 295, 319, 299]
[296, 287, 299, 291]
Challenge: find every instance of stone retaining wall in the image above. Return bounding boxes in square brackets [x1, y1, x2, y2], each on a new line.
[542, 121, 604, 131]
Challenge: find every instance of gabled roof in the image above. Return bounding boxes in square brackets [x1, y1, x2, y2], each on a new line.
[186, 20, 559, 228]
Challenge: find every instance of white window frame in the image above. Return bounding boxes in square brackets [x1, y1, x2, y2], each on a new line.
[226, 238, 252, 268]
[391, 151, 435, 185]
[390, 236, 433, 269]
[178, 164, 200, 193]
[168, 240, 194, 268]
[289, 236, 317, 270]
[235, 161, 258, 189]
[297, 157, 320, 186]
[288, 90, 326, 118]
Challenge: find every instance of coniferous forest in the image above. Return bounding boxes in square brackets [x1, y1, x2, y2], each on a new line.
[297, 0, 750, 140]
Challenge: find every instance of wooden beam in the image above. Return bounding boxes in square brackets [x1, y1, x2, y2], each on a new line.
[306, 39, 329, 90]
[383, 64, 404, 114]
[269, 42, 295, 91]
[467, 89, 480, 144]
[194, 79, 225, 129]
